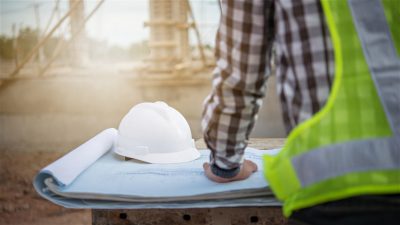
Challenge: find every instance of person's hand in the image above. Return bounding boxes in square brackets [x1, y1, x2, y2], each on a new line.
[203, 160, 258, 183]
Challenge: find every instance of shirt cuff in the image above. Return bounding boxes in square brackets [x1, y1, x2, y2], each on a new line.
[210, 163, 240, 179]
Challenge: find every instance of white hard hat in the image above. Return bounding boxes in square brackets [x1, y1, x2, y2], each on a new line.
[114, 101, 200, 164]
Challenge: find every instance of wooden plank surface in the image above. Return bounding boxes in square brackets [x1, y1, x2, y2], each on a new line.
[92, 138, 287, 225]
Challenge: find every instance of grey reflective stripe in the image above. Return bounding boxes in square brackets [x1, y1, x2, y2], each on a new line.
[292, 137, 400, 187]
[349, 0, 400, 135]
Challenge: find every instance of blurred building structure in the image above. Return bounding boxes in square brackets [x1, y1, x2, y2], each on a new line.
[0, 0, 286, 154]
[143, 0, 210, 74]
[69, 0, 88, 67]
[145, 0, 190, 73]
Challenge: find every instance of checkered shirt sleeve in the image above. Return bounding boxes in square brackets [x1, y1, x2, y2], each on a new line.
[202, 0, 334, 170]
[201, 0, 274, 170]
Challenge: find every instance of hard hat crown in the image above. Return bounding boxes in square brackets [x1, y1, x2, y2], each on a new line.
[115, 102, 200, 163]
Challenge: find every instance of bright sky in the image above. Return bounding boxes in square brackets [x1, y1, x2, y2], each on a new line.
[0, 0, 219, 48]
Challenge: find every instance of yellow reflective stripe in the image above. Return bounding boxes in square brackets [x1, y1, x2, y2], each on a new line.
[263, 154, 300, 200]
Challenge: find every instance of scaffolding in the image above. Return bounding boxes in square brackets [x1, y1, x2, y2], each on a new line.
[3, 0, 210, 80]
[144, 0, 207, 74]
[6, 0, 104, 78]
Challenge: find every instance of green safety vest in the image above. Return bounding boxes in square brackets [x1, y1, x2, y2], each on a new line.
[263, 0, 400, 217]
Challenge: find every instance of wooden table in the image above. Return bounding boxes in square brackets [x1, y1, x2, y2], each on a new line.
[92, 138, 287, 225]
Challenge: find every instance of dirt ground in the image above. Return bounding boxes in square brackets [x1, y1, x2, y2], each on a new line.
[0, 150, 91, 225]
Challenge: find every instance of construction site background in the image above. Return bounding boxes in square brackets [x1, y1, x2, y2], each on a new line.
[0, 1, 285, 224]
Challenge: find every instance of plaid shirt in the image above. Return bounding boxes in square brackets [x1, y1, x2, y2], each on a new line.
[202, 0, 334, 172]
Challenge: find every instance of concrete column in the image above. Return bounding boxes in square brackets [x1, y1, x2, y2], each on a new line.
[146, 0, 190, 73]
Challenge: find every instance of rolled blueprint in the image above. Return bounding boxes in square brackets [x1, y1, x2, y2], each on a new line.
[34, 128, 117, 187]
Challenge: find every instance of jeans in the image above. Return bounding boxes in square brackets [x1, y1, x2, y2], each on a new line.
[288, 194, 400, 225]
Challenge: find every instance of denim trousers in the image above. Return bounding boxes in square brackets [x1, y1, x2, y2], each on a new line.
[288, 194, 400, 225]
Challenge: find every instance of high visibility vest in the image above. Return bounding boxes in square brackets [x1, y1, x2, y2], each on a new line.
[263, 0, 400, 217]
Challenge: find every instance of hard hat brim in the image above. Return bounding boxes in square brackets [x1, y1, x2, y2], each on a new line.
[114, 147, 201, 164]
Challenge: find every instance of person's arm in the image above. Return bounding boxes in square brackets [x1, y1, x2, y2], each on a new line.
[202, 0, 275, 181]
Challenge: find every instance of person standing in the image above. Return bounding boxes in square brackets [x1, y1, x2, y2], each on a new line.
[202, 0, 400, 224]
